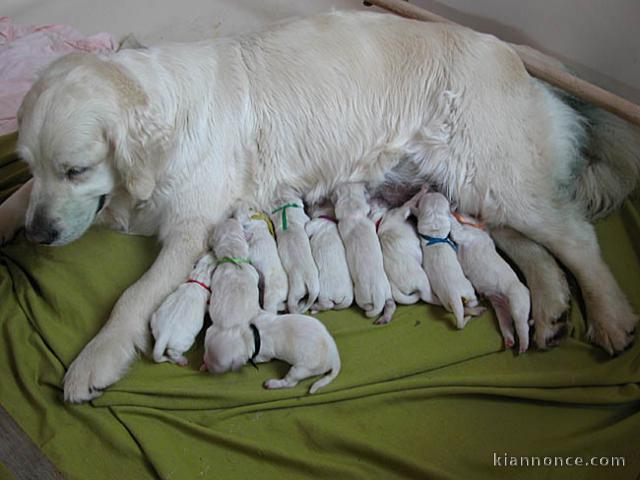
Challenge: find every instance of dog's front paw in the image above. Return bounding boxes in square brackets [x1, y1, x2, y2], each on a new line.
[63, 335, 136, 403]
[264, 378, 287, 390]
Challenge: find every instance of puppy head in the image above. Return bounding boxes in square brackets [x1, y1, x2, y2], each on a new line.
[202, 326, 252, 374]
[192, 252, 216, 274]
[415, 193, 451, 237]
[17, 52, 171, 245]
[209, 218, 250, 259]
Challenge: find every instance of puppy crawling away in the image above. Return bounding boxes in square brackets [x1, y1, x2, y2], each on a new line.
[235, 205, 288, 313]
[270, 195, 320, 314]
[150, 253, 215, 365]
[202, 311, 340, 394]
[305, 202, 353, 312]
[411, 190, 482, 329]
[333, 182, 396, 324]
[450, 212, 531, 352]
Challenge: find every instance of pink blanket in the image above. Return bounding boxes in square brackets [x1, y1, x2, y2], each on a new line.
[0, 17, 118, 135]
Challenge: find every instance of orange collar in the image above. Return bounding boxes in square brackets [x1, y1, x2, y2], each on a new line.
[452, 211, 485, 230]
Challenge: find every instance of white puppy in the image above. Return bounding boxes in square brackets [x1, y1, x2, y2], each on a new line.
[412, 192, 480, 329]
[202, 311, 341, 394]
[450, 213, 531, 352]
[270, 195, 319, 314]
[305, 202, 353, 312]
[372, 201, 436, 305]
[150, 253, 215, 365]
[333, 183, 396, 324]
[235, 206, 288, 313]
[208, 218, 261, 330]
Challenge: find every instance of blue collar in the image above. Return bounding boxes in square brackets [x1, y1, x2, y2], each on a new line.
[419, 233, 458, 252]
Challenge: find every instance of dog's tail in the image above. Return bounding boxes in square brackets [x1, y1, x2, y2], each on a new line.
[309, 350, 341, 394]
[152, 320, 170, 363]
[391, 285, 421, 305]
[571, 102, 640, 221]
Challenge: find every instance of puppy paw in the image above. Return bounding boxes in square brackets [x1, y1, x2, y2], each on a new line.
[63, 335, 136, 403]
[530, 272, 571, 350]
[264, 379, 286, 390]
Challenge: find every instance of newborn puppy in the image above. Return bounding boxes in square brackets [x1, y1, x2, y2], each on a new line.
[372, 200, 436, 305]
[270, 195, 320, 314]
[305, 202, 353, 312]
[235, 205, 288, 313]
[202, 311, 341, 394]
[151, 252, 215, 365]
[208, 218, 261, 329]
[333, 182, 396, 324]
[450, 213, 531, 352]
[412, 191, 480, 329]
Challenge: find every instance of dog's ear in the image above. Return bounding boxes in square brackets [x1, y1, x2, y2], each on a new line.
[108, 103, 172, 202]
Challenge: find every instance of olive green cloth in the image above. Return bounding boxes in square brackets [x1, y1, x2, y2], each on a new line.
[0, 132, 639, 479]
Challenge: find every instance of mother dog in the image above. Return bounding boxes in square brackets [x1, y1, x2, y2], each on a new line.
[1, 11, 638, 402]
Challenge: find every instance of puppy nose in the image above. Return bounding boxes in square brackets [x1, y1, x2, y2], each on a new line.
[25, 225, 59, 245]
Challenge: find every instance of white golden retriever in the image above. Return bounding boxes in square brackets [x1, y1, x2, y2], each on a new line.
[151, 252, 215, 365]
[333, 182, 396, 323]
[450, 214, 531, 352]
[305, 202, 353, 312]
[2, 11, 638, 402]
[202, 311, 341, 394]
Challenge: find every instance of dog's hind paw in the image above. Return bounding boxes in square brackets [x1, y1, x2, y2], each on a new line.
[587, 312, 638, 355]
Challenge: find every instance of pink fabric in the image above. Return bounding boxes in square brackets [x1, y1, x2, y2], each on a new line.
[0, 17, 118, 135]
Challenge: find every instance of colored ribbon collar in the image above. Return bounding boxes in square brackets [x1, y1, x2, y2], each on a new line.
[419, 233, 458, 252]
[249, 323, 261, 369]
[451, 211, 485, 230]
[250, 211, 276, 237]
[272, 203, 301, 230]
[185, 278, 211, 293]
[318, 215, 337, 223]
[217, 257, 252, 266]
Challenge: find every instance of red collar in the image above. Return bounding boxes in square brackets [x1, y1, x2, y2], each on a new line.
[452, 211, 485, 230]
[318, 215, 337, 223]
[375, 217, 382, 232]
[186, 278, 211, 293]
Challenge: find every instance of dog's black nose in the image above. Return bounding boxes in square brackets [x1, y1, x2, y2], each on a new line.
[25, 225, 59, 245]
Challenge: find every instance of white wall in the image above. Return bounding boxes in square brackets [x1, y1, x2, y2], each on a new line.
[4, 0, 638, 103]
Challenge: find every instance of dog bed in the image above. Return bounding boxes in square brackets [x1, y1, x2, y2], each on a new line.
[1, 131, 639, 479]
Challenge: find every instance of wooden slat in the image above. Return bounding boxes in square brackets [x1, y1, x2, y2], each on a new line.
[0, 405, 64, 480]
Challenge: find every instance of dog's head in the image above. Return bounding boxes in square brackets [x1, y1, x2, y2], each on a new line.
[17, 52, 171, 245]
[413, 192, 451, 237]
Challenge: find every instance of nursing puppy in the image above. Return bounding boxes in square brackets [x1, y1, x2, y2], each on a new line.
[235, 205, 288, 313]
[305, 202, 353, 312]
[270, 195, 319, 314]
[372, 201, 435, 305]
[450, 214, 531, 352]
[208, 218, 261, 330]
[202, 311, 341, 394]
[412, 192, 479, 329]
[333, 183, 396, 324]
[150, 252, 215, 365]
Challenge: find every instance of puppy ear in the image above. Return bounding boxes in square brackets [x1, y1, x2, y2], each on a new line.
[108, 104, 172, 201]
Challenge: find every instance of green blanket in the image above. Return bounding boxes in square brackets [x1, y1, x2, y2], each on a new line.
[1, 132, 639, 479]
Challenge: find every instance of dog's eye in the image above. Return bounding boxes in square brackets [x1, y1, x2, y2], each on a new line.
[66, 166, 89, 179]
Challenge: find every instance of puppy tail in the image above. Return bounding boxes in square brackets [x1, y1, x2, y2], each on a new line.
[391, 285, 421, 305]
[309, 353, 341, 394]
[569, 100, 640, 220]
[299, 274, 320, 314]
[448, 296, 467, 330]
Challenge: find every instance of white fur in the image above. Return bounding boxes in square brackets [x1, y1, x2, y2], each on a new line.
[234, 206, 288, 313]
[413, 192, 479, 328]
[3, 11, 635, 401]
[270, 195, 319, 314]
[373, 201, 435, 305]
[333, 183, 396, 324]
[150, 253, 214, 365]
[208, 218, 261, 330]
[202, 311, 341, 394]
[305, 203, 353, 312]
[450, 215, 531, 352]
